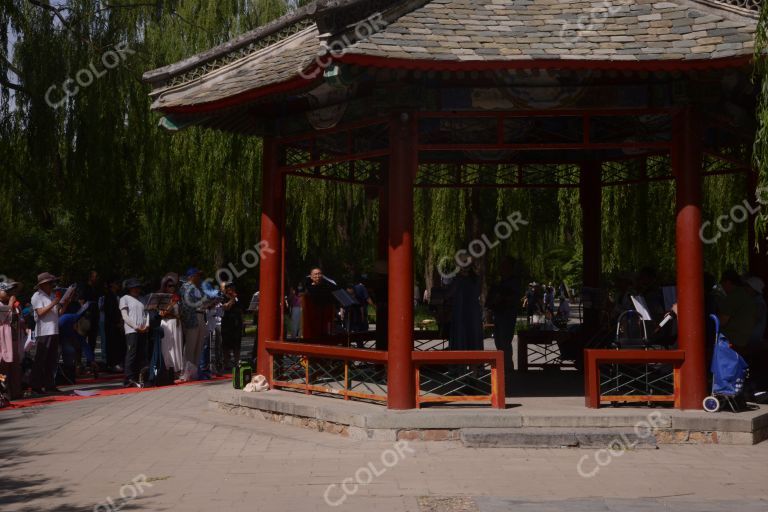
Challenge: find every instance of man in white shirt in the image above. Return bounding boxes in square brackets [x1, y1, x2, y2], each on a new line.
[119, 278, 148, 387]
[30, 272, 72, 394]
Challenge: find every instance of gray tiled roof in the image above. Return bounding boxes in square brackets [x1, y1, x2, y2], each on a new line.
[150, 26, 320, 111]
[345, 0, 757, 62]
[148, 0, 757, 112]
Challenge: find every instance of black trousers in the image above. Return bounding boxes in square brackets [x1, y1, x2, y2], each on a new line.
[493, 312, 517, 374]
[221, 328, 242, 367]
[105, 323, 126, 368]
[86, 320, 99, 357]
[124, 332, 146, 384]
[31, 334, 59, 389]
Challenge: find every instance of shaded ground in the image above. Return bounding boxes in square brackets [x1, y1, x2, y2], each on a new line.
[1, 381, 767, 512]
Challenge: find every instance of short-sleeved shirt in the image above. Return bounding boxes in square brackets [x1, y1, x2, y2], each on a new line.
[119, 294, 146, 335]
[31, 290, 59, 337]
[718, 285, 757, 347]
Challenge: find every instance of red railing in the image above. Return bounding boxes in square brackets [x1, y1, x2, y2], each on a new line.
[413, 350, 505, 409]
[265, 338, 505, 408]
[584, 349, 685, 408]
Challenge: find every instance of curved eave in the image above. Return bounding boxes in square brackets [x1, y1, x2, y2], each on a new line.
[152, 68, 323, 115]
[153, 52, 755, 117]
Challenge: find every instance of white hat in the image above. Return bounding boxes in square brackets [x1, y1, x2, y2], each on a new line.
[243, 374, 269, 393]
[745, 276, 765, 294]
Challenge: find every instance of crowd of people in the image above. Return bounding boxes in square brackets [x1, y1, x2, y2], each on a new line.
[0, 267, 245, 402]
[603, 267, 767, 352]
[2, 260, 766, 404]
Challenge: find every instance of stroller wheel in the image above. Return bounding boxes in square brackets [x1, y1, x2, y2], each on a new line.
[703, 396, 720, 413]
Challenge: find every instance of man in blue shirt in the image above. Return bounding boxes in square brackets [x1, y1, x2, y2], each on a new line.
[180, 267, 206, 377]
[59, 302, 97, 384]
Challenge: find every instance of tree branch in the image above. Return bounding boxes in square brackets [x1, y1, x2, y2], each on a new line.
[26, 0, 72, 31]
[0, 52, 22, 78]
[0, 73, 24, 92]
[98, 2, 161, 13]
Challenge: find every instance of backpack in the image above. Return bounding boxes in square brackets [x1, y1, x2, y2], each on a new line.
[233, 361, 253, 390]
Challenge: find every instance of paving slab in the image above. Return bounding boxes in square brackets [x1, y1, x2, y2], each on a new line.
[460, 427, 658, 449]
[3, 380, 768, 511]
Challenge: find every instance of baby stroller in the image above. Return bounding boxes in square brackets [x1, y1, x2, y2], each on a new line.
[703, 314, 749, 413]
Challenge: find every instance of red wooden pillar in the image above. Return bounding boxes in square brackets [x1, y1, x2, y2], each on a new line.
[387, 113, 416, 409]
[257, 137, 284, 381]
[673, 108, 706, 409]
[580, 160, 602, 331]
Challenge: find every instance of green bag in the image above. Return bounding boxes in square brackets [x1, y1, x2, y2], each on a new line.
[233, 361, 253, 389]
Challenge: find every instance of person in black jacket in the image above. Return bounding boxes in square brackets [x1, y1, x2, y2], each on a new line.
[103, 279, 125, 372]
[221, 282, 244, 370]
[487, 257, 521, 374]
[81, 271, 101, 363]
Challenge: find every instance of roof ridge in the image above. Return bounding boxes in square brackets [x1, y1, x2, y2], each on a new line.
[142, 4, 318, 85]
[143, 0, 419, 86]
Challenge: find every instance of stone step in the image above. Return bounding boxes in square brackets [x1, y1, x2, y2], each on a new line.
[460, 427, 658, 449]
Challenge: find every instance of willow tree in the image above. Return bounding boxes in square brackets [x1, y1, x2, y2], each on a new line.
[756, 2, 768, 243]
[0, 0, 292, 287]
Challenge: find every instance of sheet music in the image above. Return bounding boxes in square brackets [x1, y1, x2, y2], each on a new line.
[145, 293, 173, 311]
[630, 295, 653, 321]
[76, 302, 90, 316]
[662, 286, 677, 311]
[61, 284, 76, 303]
[247, 292, 260, 312]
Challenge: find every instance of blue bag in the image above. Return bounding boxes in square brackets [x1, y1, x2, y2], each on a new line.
[710, 315, 749, 396]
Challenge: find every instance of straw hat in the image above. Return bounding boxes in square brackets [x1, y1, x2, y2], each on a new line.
[161, 272, 179, 288]
[243, 374, 269, 392]
[35, 272, 59, 288]
[0, 279, 20, 292]
[123, 278, 143, 290]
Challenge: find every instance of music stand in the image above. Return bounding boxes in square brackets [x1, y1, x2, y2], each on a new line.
[332, 289, 359, 346]
[144, 293, 173, 311]
[247, 292, 260, 312]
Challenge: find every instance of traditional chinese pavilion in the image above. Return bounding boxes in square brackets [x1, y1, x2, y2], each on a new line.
[144, 0, 762, 410]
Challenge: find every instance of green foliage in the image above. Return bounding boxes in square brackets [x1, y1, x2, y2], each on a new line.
[755, 1, 768, 243]
[0, 0, 288, 289]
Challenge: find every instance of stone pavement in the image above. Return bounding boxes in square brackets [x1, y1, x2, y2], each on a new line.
[1, 381, 767, 512]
